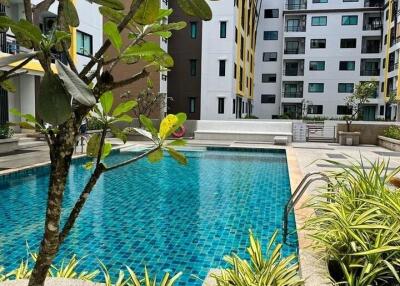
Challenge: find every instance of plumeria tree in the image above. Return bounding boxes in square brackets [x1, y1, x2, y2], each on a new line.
[344, 81, 378, 132]
[0, 0, 213, 285]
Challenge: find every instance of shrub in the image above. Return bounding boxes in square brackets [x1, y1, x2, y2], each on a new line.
[212, 230, 303, 286]
[305, 160, 400, 285]
[383, 125, 400, 140]
[0, 125, 14, 139]
[87, 117, 104, 131]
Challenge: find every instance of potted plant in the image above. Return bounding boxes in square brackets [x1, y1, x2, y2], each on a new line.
[0, 125, 14, 139]
[338, 81, 378, 146]
[0, 125, 18, 154]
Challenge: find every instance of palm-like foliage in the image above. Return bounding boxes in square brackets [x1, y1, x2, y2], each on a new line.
[48, 255, 99, 280]
[212, 230, 303, 286]
[305, 159, 400, 285]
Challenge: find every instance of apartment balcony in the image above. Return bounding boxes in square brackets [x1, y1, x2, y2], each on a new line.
[284, 38, 305, 54]
[284, 60, 304, 76]
[285, 1, 306, 10]
[284, 15, 306, 33]
[361, 37, 381, 53]
[283, 81, 303, 98]
[0, 33, 20, 54]
[360, 59, 380, 76]
[364, 0, 383, 7]
[363, 13, 382, 31]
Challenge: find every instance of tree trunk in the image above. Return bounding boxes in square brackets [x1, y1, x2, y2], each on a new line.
[28, 130, 75, 286]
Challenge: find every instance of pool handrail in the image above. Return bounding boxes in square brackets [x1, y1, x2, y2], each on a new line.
[282, 171, 331, 244]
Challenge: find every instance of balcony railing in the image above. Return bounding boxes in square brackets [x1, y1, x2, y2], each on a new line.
[285, 3, 306, 10]
[364, 0, 384, 7]
[284, 48, 305, 54]
[283, 91, 303, 98]
[361, 46, 381, 53]
[285, 25, 306, 32]
[360, 69, 380, 76]
[363, 23, 382, 31]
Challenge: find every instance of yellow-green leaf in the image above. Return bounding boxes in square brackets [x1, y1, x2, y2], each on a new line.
[148, 148, 163, 163]
[100, 91, 114, 114]
[166, 147, 187, 165]
[104, 21, 122, 51]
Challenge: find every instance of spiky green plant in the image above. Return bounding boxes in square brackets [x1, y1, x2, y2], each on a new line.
[212, 230, 303, 286]
[305, 159, 400, 285]
[49, 255, 99, 280]
[99, 261, 182, 286]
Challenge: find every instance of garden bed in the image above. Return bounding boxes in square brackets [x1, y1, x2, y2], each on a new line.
[378, 135, 400, 151]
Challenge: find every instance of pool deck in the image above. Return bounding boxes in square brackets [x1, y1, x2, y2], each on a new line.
[1, 139, 399, 286]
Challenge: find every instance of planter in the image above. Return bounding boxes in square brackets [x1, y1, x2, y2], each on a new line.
[378, 136, 400, 151]
[338, 131, 360, 146]
[0, 138, 19, 154]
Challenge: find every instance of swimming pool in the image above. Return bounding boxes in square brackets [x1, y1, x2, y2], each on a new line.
[0, 147, 298, 285]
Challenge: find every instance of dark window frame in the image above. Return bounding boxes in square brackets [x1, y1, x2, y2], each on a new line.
[76, 30, 93, 57]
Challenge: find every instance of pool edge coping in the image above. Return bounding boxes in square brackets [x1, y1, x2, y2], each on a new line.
[285, 147, 332, 286]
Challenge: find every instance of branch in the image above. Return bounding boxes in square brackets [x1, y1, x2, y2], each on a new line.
[23, 0, 33, 22]
[111, 69, 149, 89]
[0, 57, 33, 82]
[79, 0, 144, 80]
[32, 0, 56, 24]
[105, 146, 159, 172]
[58, 162, 106, 244]
[61, 42, 78, 74]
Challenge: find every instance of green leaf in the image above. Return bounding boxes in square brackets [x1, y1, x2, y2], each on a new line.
[99, 91, 114, 114]
[37, 73, 72, 125]
[92, 0, 124, 10]
[139, 115, 157, 134]
[148, 148, 163, 163]
[101, 142, 112, 159]
[54, 30, 71, 44]
[64, 0, 80, 27]
[133, 0, 160, 25]
[122, 42, 164, 58]
[99, 6, 125, 24]
[157, 8, 173, 19]
[0, 52, 38, 67]
[11, 20, 43, 44]
[166, 147, 187, 165]
[151, 22, 187, 33]
[112, 100, 137, 117]
[154, 31, 172, 39]
[110, 125, 127, 143]
[168, 139, 187, 146]
[9, 109, 40, 125]
[83, 161, 94, 170]
[17, 121, 36, 130]
[112, 114, 133, 123]
[177, 0, 212, 21]
[104, 21, 122, 52]
[0, 79, 16, 93]
[133, 128, 153, 140]
[86, 133, 101, 157]
[56, 60, 96, 107]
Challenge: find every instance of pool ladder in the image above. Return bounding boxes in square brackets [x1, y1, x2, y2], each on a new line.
[282, 172, 331, 244]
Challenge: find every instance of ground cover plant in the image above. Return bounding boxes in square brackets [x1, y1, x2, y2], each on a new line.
[305, 159, 400, 285]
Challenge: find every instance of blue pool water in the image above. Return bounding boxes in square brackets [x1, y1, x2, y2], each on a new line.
[0, 147, 297, 285]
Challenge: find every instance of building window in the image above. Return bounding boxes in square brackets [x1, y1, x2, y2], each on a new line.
[234, 63, 237, 79]
[337, 105, 352, 115]
[263, 52, 277, 61]
[189, 97, 196, 113]
[263, 31, 278, 40]
[309, 61, 325, 71]
[190, 59, 197, 76]
[264, 9, 279, 18]
[261, 94, 276, 103]
[190, 22, 197, 39]
[219, 60, 226, 76]
[340, 38, 356, 48]
[311, 16, 327, 26]
[313, 0, 328, 2]
[310, 39, 326, 48]
[77, 30, 92, 56]
[220, 21, 227, 38]
[240, 36, 244, 60]
[342, 15, 358, 25]
[233, 99, 236, 113]
[308, 105, 323, 114]
[218, 97, 225, 114]
[338, 83, 354, 93]
[262, 74, 276, 83]
[339, 61, 355, 70]
[309, 83, 324, 92]
[380, 105, 385, 116]
[235, 27, 238, 43]
[239, 67, 243, 90]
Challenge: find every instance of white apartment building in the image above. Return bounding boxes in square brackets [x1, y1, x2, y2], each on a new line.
[0, 0, 102, 127]
[254, 0, 386, 120]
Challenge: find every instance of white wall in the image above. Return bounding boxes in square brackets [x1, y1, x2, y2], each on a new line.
[200, 0, 236, 120]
